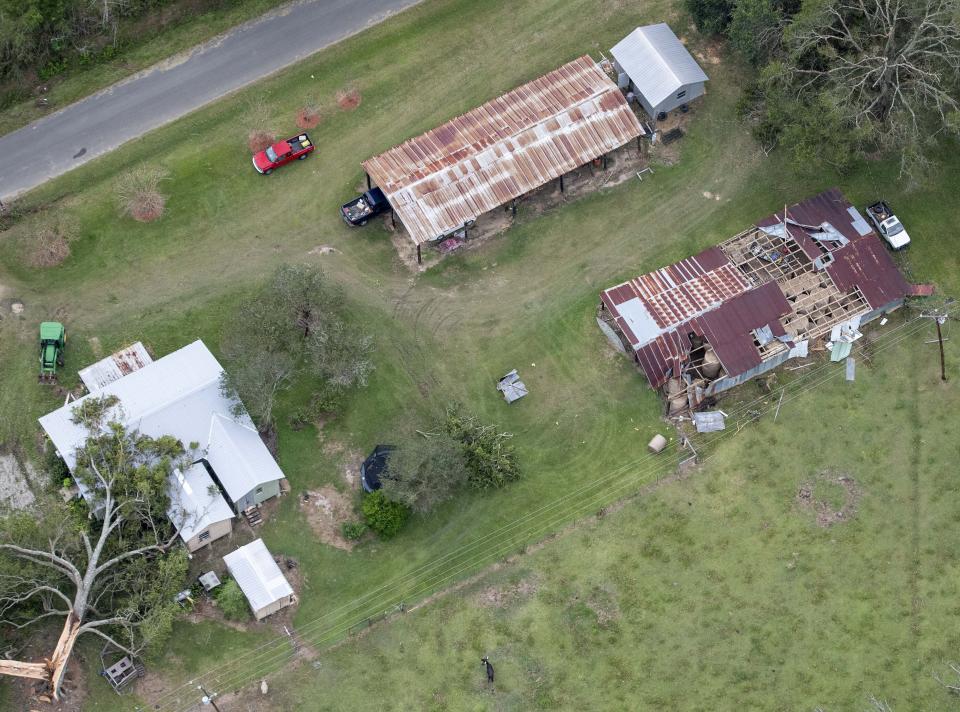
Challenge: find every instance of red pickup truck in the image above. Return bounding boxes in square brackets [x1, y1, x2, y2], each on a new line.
[252, 133, 314, 174]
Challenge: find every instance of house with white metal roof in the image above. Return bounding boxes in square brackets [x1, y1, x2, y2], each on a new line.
[167, 463, 235, 552]
[611, 23, 709, 119]
[223, 539, 295, 620]
[38, 340, 287, 526]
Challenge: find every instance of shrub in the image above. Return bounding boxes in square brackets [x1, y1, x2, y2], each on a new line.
[44, 442, 70, 486]
[444, 409, 521, 490]
[361, 491, 408, 539]
[341, 521, 367, 541]
[215, 579, 249, 621]
[116, 165, 170, 222]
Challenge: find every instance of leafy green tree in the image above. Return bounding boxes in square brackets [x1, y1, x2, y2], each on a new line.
[214, 579, 249, 621]
[728, 0, 797, 66]
[361, 491, 409, 538]
[220, 264, 374, 431]
[685, 0, 735, 34]
[0, 397, 190, 698]
[745, 0, 960, 178]
[380, 432, 468, 514]
[443, 409, 521, 490]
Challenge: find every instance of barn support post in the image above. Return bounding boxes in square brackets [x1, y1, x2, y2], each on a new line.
[390, 208, 396, 229]
[559, 174, 565, 193]
[365, 172, 371, 190]
[416, 244, 422, 265]
[636, 135, 642, 153]
[602, 153, 608, 170]
[511, 198, 517, 217]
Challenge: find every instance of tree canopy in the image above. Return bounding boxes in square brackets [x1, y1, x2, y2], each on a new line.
[0, 397, 190, 698]
[220, 263, 374, 431]
[696, 0, 960, 179]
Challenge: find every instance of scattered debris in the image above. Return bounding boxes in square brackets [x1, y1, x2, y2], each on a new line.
[692, 411, 726, 433]
[845, 357, 856, 381]
[199, 571, 221, 592]
[497, 369, 528, 403]
[296, 106, 322, 129]
[247, 129, 275, 154]
[796, 471, 862, 527]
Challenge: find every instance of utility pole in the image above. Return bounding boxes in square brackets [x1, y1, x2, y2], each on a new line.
[921, 309, 950, 382]
[198, 683, 222, 712]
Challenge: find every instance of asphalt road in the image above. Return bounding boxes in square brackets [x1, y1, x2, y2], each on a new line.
[0, 0, 421, 200]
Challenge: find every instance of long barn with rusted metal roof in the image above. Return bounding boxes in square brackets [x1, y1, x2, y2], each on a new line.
[362, 55, 643, 257]
[598, 189, 924, 412]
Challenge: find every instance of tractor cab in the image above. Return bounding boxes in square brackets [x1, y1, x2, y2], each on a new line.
[39, 321, 66, 382]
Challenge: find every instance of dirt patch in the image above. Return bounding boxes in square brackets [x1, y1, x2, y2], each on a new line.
[476, 576, 539, 608]
[248, 129, 275, 153]
[296, 106, 323, 129]
[3, 622, 89, 711]
[308, 244, 340, 256]
[0, 454, 40, 510]
[796, 471, 862, 527]
[299, 487, 358, 551]
[336, 88, 362, 111]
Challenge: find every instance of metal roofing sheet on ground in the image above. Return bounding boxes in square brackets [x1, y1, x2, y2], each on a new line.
[610, 23, 709, 107]
[362, 55, 643, 245]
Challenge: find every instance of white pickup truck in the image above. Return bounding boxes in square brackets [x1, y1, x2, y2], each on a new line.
[866, 200, 911, 250]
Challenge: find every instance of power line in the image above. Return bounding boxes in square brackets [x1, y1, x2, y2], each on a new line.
[154, 305, 952, 711]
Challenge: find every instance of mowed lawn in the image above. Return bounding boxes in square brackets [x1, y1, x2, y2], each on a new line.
[264, 327, 960, 712]
[0, 0, 958, 708]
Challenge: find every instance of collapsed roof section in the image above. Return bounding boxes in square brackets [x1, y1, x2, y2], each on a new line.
[600, 189, 915, 391]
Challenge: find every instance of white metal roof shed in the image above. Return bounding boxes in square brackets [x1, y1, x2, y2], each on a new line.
[167, 463, 234, 544]
[611, 24, 709, 111]
[223, 539, 293, 615]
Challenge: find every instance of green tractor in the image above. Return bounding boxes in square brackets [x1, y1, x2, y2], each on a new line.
[39, 321, 66, 383]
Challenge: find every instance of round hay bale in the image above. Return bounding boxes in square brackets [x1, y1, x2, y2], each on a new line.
[648, 434, 668, 453]
[701, 348, 721, 378]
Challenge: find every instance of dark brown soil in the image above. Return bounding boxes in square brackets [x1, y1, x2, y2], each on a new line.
[127, 191, 165, 222]
[796, 471, 862, 527]
[296, 107, 322, 129]
[247, 129, 274, 153]
[336, 88, 361, 111]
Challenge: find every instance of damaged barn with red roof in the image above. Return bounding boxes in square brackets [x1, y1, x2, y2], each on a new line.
[598, 189, 926, 412]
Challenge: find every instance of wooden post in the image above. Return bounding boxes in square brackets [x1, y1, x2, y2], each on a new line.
[416, 244, 422, 265]
[636, 135, 641, 153]
[602, 153, 608, 170]
[559, 174, 565, 193]
[511, 198, 517, 217]
[390, 209, 396, 229]
[365, 172, 371, 190]
[464, 221, 469, 240]
[936, 317, 947, 381]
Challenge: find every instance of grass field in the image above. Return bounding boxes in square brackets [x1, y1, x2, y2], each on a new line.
[0, 0, 958, 709]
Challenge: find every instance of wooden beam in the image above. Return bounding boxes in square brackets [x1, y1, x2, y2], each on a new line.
[0, 658, 49, 681]
[416, 244, 422, 265]
[365, 172, 371, 190]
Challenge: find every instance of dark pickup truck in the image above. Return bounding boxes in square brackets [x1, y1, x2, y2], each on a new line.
[340, 187, 389, 226]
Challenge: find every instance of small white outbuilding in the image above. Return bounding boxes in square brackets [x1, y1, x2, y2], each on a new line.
[223, 539, 295, 621]
[611, 23, 709, 119]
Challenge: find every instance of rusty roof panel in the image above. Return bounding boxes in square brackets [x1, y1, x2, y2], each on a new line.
[78, 342, 154, 392]
[827, 235, 910, 309]
[363, 56, 642, 245]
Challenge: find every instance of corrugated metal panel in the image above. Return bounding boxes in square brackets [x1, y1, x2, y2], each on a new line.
[78, 342, 153, 391]
[610, 24, 709, 108]
[223, 539, 293, 614]
[827, 236, 911, 309]
[363, 56, 642, 245]
[599, 246, 751, 349]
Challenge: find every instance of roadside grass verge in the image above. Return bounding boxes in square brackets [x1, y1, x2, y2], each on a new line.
[0, 0, 295, 137]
